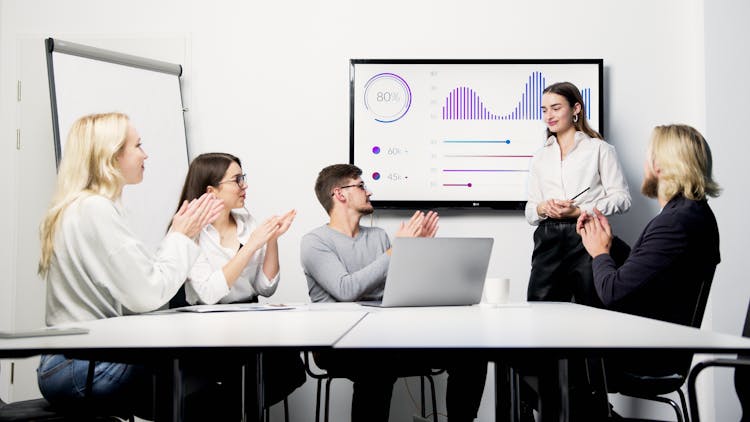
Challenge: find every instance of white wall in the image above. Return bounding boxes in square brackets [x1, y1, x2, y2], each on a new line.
[0, 0, 733, 420]
[0, 0, 15, 401]
[0, 0, 12, 399]
[704, 0, 750, 421]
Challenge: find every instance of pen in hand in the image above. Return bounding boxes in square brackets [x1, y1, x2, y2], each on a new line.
[570, 187, 590, 201]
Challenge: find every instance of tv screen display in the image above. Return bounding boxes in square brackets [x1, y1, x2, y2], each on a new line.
[350, 59, 603, 209]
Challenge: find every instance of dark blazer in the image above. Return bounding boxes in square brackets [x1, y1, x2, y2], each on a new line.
[592, 195, 720, 327]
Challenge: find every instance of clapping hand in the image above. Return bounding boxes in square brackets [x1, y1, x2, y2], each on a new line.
[419, 210, 439, 237]
[170, 193, 224, 238]
[395, 210, 440, 238]
[271, 209, 296, 240]
[247, 216, 282, 251]
[576, 208, 613, 258]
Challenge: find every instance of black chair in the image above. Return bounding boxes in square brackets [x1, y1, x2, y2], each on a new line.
[168, 284, 191, 309]
[303, 351, 441, 422]
[687, 299, 750, 422]
[0, 398, 126, 422]
[608, 273, 715, 422]
[0, 363, 134, 422]
[0, 395, 73, 422]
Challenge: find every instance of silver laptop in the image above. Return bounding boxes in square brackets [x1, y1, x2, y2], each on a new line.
[361, 237, 493, 307]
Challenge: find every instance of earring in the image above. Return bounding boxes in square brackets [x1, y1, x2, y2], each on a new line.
[573, 114, 579, 123]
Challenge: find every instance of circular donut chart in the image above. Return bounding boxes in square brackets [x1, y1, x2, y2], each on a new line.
[363, 73, 412, 123]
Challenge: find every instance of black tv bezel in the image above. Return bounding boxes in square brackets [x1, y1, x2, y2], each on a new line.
[349, 58, 604, 210]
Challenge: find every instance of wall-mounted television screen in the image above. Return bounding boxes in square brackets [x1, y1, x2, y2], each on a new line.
[350, 59, 603, 210]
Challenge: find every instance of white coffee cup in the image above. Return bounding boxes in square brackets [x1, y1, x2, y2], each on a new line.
[483, 277, 510, 305]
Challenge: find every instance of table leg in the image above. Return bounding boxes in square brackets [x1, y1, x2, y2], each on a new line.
[510, 366, 521, 421]
[538, 358, 569, 422]
[494, 362, 520, 422]
[585, 357, 612, 418]
[257, 352, 265, 422]
[242, 353, 265, 422]
[557, 358, 570, 422]
[154, 358, 183, 422]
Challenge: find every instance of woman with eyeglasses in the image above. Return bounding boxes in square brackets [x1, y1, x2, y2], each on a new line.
[175, 152, 295, 306]
[36, 113, 223, 417]
[172, 152, 305, 416]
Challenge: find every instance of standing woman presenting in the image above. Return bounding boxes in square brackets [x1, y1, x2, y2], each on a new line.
[525, 82, 631, 307]
[36, 112, 223, 416]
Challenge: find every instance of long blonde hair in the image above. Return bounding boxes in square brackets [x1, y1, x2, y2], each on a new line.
[38, 112, 130, 277]
[650, 124, 721, 201]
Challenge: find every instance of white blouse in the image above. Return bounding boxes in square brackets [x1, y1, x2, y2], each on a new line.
[46, 195, 201, 325]
[525, 131, 632, 225]
[185, 208, 280, 304]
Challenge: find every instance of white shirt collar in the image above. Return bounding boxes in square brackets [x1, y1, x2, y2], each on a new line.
[544, 130, 590, 147]
[204, 207, 251, 240]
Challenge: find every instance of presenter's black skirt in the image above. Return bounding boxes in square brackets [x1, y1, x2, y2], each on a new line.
[527, 218, 603, 307]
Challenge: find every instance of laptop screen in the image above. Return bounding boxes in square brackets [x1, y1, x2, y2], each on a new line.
[377, 237, 493, 307]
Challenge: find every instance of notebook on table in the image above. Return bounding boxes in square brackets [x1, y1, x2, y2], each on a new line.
[360, 237, 493, 308]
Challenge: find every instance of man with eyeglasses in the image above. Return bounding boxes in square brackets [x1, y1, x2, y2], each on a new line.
[300, 164, 487, 422]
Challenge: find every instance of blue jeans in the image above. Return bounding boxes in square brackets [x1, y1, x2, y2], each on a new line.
[37, 354, 152, 417]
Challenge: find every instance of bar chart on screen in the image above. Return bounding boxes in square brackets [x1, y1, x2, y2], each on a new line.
[441, 72, 592, 122]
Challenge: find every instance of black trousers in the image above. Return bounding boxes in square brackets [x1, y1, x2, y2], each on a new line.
[523, 219, 610, 420]
[527, 218, 603, 308]
[315, 350, 487, 422]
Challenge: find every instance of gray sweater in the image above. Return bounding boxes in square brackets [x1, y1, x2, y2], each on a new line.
[300, 224, 391, 302]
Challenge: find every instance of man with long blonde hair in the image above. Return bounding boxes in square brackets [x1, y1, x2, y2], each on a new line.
[576, 124, 721, 411]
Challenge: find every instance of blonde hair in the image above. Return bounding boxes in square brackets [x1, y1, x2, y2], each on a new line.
[38, 112, 130, 277]
[650, 124, 721, 202]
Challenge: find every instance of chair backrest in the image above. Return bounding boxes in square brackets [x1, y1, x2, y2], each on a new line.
[742, 299, 750, 338]
[737, 298, 750, 362]
[168, 285, 189, 309]
[670, 269, 716, 375]
[643, 268, 716, 378]
[690, 267, 716, 329]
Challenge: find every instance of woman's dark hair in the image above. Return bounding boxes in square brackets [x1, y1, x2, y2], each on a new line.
[543, 82, 602, 141]
[168, 153, 241, 231]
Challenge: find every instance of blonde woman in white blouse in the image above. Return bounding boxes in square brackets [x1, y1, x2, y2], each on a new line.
[174, 152, 305, 415]
[37, 113, 223, 417]
[525, 82, 631, 307]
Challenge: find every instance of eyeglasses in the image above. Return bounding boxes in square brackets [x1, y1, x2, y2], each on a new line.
[219, 173, 247, 187]
[331, 182, 367, 196]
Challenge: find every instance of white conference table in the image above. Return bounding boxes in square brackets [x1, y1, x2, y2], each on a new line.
[1, 305, 366, 356]
[0, 304, 368, 422]
[3, 302, 750, 422]
[335, 302, 750, 421]
[337, 302, 750, 351]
